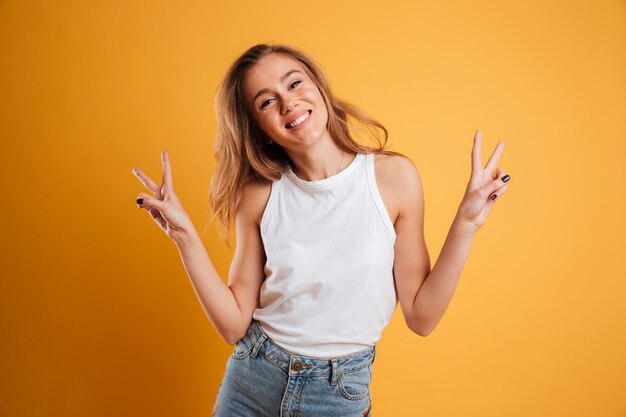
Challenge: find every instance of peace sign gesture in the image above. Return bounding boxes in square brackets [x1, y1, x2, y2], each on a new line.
[456, 130, 511, 232]
[132, 150, 195, 243]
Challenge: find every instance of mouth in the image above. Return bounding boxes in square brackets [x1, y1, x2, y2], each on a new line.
[285, 110, 312, 129]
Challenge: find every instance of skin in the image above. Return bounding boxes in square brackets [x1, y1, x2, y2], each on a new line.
[242, 53, 355, 181]
[385, 131, 509, 336]
[132, 53, 511, 341]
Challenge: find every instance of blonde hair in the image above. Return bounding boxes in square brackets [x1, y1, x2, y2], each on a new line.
[209, 43, 406, 245]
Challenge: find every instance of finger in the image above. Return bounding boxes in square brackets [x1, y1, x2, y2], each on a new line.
[489, 184, 508, 201]
[471, 130, 483, 176]
[132, 167, 160, 193]
[148, 206, 167, 230]
[484, 140, 505, 174]
[161, 149, 173, 189]
[136, 192, 165, 211]
[486, 169, 511, 195]
[482, 193, 497, 218]
[492, 167, 505, 180]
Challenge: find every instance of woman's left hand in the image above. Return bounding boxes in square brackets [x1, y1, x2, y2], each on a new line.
[455, 130, 510, 232]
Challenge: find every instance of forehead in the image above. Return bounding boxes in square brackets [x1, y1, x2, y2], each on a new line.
[243, 53, 308, 99]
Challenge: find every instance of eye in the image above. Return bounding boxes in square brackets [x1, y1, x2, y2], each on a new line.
[259, 81, 301, 109]
[260, 98, 274, 109]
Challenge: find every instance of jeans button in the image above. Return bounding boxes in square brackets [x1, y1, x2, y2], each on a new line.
[292, 362, 303, 371]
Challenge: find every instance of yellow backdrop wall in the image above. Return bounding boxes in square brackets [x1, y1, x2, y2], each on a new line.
[1, 1, 624, 416]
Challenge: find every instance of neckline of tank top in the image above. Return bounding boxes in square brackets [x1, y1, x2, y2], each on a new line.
[285, 152, 364, 189]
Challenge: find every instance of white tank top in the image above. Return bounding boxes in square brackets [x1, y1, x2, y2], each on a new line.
[252, 152, 397, 358]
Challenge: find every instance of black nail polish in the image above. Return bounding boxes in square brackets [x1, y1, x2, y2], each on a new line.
[502, 175, 510, 183]
[136, 198, 143, 205]
[490, 194, 497, 200]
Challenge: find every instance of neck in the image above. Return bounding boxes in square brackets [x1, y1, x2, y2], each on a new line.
[287, 141, 355, 182]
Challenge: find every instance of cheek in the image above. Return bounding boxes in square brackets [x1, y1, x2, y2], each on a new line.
[258, 113, 280, 132]
[311, 91, 329, 117]
[302, 87, 326, 112]
[309, 88, 324, 103]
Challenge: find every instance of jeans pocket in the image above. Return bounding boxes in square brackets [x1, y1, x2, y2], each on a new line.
[231, 336, 253, 359]
[337, 364, 371, 401]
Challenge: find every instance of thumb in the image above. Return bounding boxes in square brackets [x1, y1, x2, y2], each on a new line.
[136, 193, 165, 211]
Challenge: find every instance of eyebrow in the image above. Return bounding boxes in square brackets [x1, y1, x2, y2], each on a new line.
[252, 69, 303, 103]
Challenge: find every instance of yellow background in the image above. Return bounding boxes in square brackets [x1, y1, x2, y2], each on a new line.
[1, 0, 625, 416]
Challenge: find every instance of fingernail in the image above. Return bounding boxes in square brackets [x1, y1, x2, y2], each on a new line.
[136, 198, 144, 205]
[490, 194, 497, 200]
[502, 175, 510, 183]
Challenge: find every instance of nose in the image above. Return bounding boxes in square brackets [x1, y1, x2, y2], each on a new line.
[281, 98, 297, 115]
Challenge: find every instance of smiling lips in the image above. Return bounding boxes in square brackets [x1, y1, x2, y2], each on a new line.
[285, 110, 312, 129]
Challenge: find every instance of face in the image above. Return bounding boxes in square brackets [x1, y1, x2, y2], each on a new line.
[243, 53, 329, 151]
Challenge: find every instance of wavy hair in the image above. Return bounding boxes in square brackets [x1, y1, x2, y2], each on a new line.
[209, 43, 406, 245]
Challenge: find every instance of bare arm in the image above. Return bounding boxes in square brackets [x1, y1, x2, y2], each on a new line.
[395, 131, 510, 336]
[172, 180, 268, 345]
[393, 163, 479, 337]
[173, 229, 248, 345]
[407, 217, 476, 336]
[133, 150, 268, 345]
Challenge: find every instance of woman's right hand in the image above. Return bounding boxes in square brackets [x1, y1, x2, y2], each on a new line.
[132, 149, 195, 243]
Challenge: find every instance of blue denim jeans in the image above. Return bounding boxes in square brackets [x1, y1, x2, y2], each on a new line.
[211, 319, 375, 417]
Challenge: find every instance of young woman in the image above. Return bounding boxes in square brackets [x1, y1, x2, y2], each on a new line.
[132, 43, 510, 417]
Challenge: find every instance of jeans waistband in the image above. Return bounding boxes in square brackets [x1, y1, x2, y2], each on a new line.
[239, 319, 376, 381]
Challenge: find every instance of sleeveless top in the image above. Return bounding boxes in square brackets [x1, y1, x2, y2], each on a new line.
[252, 152, 398, 358]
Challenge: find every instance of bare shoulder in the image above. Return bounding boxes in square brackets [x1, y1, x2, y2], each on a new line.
[373, 153, 423, 223]
[236, 178, 272, 228]
[373, 153, 418, 177]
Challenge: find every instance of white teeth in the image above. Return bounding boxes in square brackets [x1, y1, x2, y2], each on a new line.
[287, 111, 310, 128]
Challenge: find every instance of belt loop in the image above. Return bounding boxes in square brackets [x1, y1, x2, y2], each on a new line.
[330, 358, 339, 386]
[372, 345, 376, 364]
[250, 333, 266, 358]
